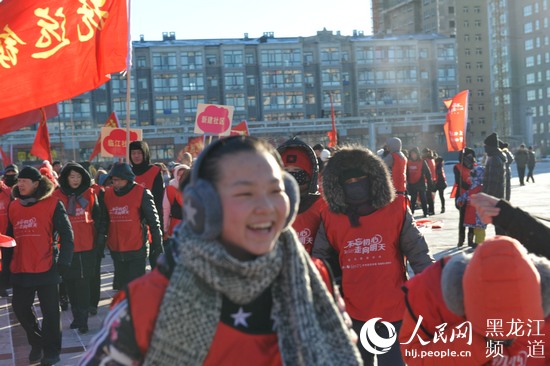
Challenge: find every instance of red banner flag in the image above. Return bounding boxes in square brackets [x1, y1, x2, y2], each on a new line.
[182, 136, 205, 158]
[89, 111, 120, 161]
[30, 108, 52, 162]
[327, 93, 338, 148]
[0, 104, 59, 135]
[0, 146, 11, 167]
[443, 90, 469, 151]
[0, 0, 128, 119]
[230, 120, 250, 136]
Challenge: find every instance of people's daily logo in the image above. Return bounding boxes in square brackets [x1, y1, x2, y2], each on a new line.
[360, 317, 397, 355]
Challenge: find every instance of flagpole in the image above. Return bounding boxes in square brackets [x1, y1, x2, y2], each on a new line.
[69, 100, 76, 161]
[125, 0, 133, 164]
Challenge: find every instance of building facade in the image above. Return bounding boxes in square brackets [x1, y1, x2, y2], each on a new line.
[2, 30, 456, 164]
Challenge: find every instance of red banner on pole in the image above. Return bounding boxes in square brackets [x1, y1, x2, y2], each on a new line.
[443, 90, 469, 151]
[327, 93, 338, 148]
[0, 0, 128, 119]
[89, 111, 120, 161]
[0, 104, 58, 135]
[230, 120, 250, 136]
[30, 108, 52, 162]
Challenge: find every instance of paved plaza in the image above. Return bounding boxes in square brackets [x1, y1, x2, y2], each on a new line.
[0, 162, 549, 365]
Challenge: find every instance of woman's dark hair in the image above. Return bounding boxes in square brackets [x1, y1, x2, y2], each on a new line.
[198, 136, 283, 185]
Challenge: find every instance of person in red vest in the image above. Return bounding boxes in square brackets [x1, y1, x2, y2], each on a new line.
[0, 172, 13, 297]
[407, 147, 432, 218]
[161, 164, 190, 237]
[277, 137, 327, 255]
[129, 140, 165, 235]
[8, 166, 74, 366]
[383, 137, 408, 196]
[400, 235, 550, 365]
[313, 145, 434, 366]
[453, 147, 476, 247]
[96, 163, 163, 290]
[53, 162, 100, 335]
[80, 136, 362, 366]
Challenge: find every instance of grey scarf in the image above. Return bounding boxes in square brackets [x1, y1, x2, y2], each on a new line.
[143, 225, 362, 365]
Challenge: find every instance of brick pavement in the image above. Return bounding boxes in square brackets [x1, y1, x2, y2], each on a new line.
[0, 162, 549, 365]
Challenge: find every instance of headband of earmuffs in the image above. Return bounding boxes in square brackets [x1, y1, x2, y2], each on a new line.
[441, 252, 550, 318]
[182, 136, 299, 240]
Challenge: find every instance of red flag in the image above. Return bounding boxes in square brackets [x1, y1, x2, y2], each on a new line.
[30, 108, 52, 162]
[0, 104, 58, 135]
[0, 147, 11, 167]
[182, 136, 205, 158]
[88, 112, 120, 161]
[443, 90, 469, 151]
[0, 0, 128, 119]
[327, 93, 338, 148]
[230, 120, 250, 136]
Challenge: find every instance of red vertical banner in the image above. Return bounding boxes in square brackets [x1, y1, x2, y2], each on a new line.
[0, 147, 11, 167]
[443, 90, 469, 151]
[327, 93, 338, 148]
[30, 108, 52, 162]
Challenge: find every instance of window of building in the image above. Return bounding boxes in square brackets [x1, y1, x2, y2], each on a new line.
[155, 96, 179, 114]
[527, 90, 536, 101]
[476, 62, 483, 69]
[304, 52, 313, 65]
[225, 93, 246, 111]
[139, 100, 149, 112]
[449, 20, 455, 28]
[465, 48, 471, 56]
[181, 51, 203, 70]
[223, 50, 244, 68]
[208, 76, 218, 87]
[224, 72, 244, 90]
[182, 72, 205, 91]
[206, 55, 217, 66]
[262, 91, 304, 109]
[526, 56, 535, 67]
[246, 53, 255, 64]
[464, 34, 470, 41]
[321, 68, 340, 86]
[478, 104, 485, 111]
[464, 20, 469, 27]
[152, 52, 177, 70]
[475, 48, 483, 55]
[465, 62, 471, 69]
[95, 102, 107, 113]
[113, 98, 135, 117]
[474, 20, 481, 27]
[260, 49, 302, 67]
[448, 6, 454, 14]
[138, 77, 148, 90]
[137, 56, 147, 68]
[477, 75, 484, 82]
[475, 34, 482, 41]
[463, 6, 469, 13]
[525, 39, 534, 50]
[247, 96, 256, 106]
[479, 117, 485, 124]
[477, 90, 484, 96]
[153, 74, 178, 92]
[321, 47, 340, 65]
[183, 95, 202, 112]
[474, 6, 481, 13]
[525, 22, 533, 33]
[466, 76, 472, 83]
[419, 48, 428, 58]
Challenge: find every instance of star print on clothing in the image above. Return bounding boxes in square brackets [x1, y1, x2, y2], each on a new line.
[231, 307, 252, 328]
[184, 200, 197, 226]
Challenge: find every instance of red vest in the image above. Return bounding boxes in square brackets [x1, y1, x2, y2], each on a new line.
[104, 185, 145, 252]
[391, 152, 407, 192]
[292, 197, 327, 255]
[135, 165, 161, 191]
[9, 196, 59, 273]
[321, 198, 408, 321]
[407, 160, 423, 184]
[165, 185, 183, 236]
[452, 163, 472, 198]
[112, 259, 335, 363]
[424, 158, 436, 182]
[0, 186, 11, 234]
[53, 188, 96, 252]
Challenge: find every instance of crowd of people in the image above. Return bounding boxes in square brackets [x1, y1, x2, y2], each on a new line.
[0, 135, 547, 366]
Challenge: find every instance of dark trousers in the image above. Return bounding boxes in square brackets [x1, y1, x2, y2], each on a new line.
[436, 188, 445, 211]
[517, 165, 526, 185]
[12, 283, 61, 359]
[352, 318, 405, 366]
[0, 247, 13, 289]
[408, 187, 427, 216]
[112, 257, 146, 290]
[89, 254, 102, 310]
[426, 191, 435, 214]
[65, 276, 91, 328]
[527, 166, 535, 182]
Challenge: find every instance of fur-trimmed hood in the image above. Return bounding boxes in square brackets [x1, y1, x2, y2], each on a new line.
[322, 144, 395, 214]
[277, 137, 320, 196]
[12, 175, 55, 202]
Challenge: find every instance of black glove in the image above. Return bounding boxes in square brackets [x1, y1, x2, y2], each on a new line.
[149, 246, 164, 269]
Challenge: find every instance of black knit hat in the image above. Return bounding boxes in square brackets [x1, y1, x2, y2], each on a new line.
[484, 133, 499, 148]
[3, 164, 18, 174]
[109, 162, 135, 181]
[18, 166, 42, 181]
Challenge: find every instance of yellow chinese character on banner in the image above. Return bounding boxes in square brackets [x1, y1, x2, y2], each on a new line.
[32, 7, 70, 59]
[0, 25, 26, 68]
[77, 0, 109, 42]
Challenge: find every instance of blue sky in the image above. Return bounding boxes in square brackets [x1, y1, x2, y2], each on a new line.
[130, 0, 373, 41]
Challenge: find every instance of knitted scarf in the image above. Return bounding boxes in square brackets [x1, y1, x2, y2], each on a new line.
[143, 225, 362, 365]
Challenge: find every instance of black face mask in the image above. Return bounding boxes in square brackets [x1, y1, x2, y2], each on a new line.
[343, 177, 371, 205]
[463, 155, 475, 169]
[288, 170, 310, 186]
[3, 175, 16, 187]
